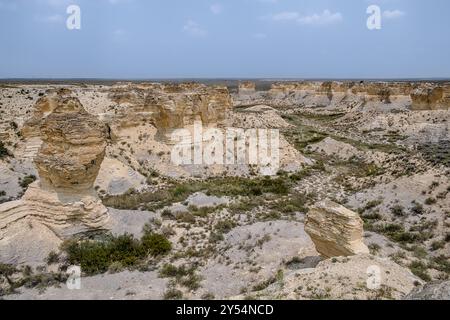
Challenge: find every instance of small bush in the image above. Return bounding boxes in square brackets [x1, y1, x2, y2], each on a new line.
[45, 251, 59, 265]
[424, 197, 437, 205]
[164, 288, 183, 300]
[62, 232, 171, 275]
[0, 141, 8, 159]
[19, 175, 36, 189]
[430, 241, 445, 251]
[140, 233, 172, 256]
[409, 261, 431, 282]
[411, 203, 424, 215]
[390, 205, 405, 217]
[159, 264, 202, 291]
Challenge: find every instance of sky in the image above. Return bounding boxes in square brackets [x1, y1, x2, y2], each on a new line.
[0, 0, 449, 79]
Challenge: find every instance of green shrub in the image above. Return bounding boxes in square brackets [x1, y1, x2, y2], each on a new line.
[164, 288, 183, 300]
[411, 203, 424, 215]
[159, 264, 202, 291]
[409, 261, 431, 282]
[390, 205, 405, 217]
[62, 232, 171, 275]
[215, 219, 236, 234]
[424, 197, 437, 205]
[19, 175, 36, 189]
[140, 233, 172, 256]
[0, 141, 8, 159]
[430, 241, 445, 251]
[45, 251, 60, 265]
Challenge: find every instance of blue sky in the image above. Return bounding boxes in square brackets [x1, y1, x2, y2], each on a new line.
[0, 0, 449, 79]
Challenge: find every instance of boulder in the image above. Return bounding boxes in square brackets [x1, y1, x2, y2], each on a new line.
[305, 200, 369, 258]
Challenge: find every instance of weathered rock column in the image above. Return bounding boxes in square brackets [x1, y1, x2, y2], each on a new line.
[305, 200, 369, 258]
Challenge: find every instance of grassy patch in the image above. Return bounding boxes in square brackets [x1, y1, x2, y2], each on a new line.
[103, 176, 292, 211]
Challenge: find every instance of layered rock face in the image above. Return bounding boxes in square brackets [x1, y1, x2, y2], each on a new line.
[21, 88, 73, 139]
[411, 84, 450, 110]
[35, 97, 107, 191]
[238, 81, 256, 95]
[305, 200, 369, 258]
[0, 96, 110, 242]
[107, 82, 232, 139]
[265, 81, 450, 110]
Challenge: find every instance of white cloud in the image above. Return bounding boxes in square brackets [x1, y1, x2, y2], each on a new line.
[35, 14, 64, 23]
[383, 10, 405, 19]
[210, 3, 223, 15]
[298, 10, 343, 25]
[264, 9, 343, 26]
[183, 20, 207, 37]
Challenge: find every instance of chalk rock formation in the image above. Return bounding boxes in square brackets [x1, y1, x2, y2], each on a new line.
[35, 97, 107, 191]
[0, 96, 110, 245]
[21, 88, 73, 138]
[305, 200, 369, 258]
[107, 82, 232, 140]
[265, 81, 450, 110]
[411, 85, 450, 110]
[238, 81, 256, 95]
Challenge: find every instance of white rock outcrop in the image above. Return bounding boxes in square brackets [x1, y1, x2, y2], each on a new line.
[305, 200, 370, 258]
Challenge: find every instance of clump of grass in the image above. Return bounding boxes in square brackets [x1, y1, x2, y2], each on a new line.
[409, 261, 431, 282]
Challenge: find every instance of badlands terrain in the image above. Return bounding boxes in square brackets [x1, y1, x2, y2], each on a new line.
[0, 80, 449, 300]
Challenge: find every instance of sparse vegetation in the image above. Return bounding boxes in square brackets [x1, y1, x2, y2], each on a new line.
[61, 231, 171, 275]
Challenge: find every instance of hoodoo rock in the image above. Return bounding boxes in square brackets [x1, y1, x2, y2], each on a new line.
[35, 97, 107, 191]
[305, 200, 369, 258]
[0, 96, 110, 255]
